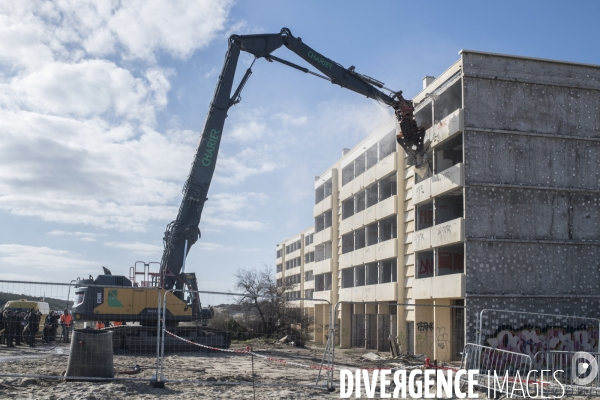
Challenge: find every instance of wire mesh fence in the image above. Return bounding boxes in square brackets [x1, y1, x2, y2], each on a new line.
[459, 343, 534, 397]
[156, 289, 333, 389]
[0, 279, 161, 382]
[532, 350, 600, 397]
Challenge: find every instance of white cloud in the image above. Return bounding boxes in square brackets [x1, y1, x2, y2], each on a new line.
[0, 244, 97, 272]
[5, 61, 171, 123]
[201, 192, 269, 231]
[0, 0, 237, 234]
[104, 241, 163, 256]
[0, 1, 234, 65]
[47, 230, 105, 242]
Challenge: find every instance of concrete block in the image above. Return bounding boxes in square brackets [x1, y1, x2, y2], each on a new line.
[376, 195, 397, 220]
[424, 108, 464, 147]
[413, 178, 431, 206]
[376, 154, 397, 181]
[340, 182, 353, 201]
[339, 217, 352, 235]
[352, 210, 364, 230]
[376, 238, 397, 260]
[363, 244, 377, 264]
[430, 163, 464, 197]
[338, 253, 352, 270]
[431, 218, 464, 248]
[364, 206, 376, 225]
[352, 248, 364, 266]
[413, 227, 432, 251]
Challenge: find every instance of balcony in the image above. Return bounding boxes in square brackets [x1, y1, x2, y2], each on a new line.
[431, 163, 464, 197]
[423, 108, 463, 149]
[376, 153, 396, 181]
[342, 238, 397, 268]
[413, 217, 464, 250]
[286, 266, 301, 276]
[339, 282, 397, 302]
[352, 210, 364, 230]
[313, 195, 333, 218]
[376, 238, 397, 260]
[413, 273, 465, 300]
[376, 195, 397, 220]
[413, 227, 433, 252]
[313, 258, 332, 275]
[432, 217, 464, 248]
[412, 163, 464, 206]
[286, 248, 301, 260]
[313, 290, 332, 302]
[340, 216, 352, 234]
[314, 226, 332, 244]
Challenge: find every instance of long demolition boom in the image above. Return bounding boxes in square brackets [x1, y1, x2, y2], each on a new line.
[160, 28, 426, 292]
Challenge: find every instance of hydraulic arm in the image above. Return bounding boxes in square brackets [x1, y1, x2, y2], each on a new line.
[160, 28, 426, 291]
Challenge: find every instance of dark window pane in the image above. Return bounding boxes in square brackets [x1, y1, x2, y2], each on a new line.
[355, 265, 365, 287]
[366, 184, 378, 208]
[342, 164, 354, 186]
[366, 222, 378, 246]
[355, 228, 366, 250]
[342, 198, 354, 220]
[342, 233, 354, 254]
[354, 154, 365, 177]
[356, 190, 366, 213]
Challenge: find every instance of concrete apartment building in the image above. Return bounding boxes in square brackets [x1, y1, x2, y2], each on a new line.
[276, 50, 600, 362]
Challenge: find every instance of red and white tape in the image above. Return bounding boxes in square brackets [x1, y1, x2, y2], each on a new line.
[164, 330, 335, 370]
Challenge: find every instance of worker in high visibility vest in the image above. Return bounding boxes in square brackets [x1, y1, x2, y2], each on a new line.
[59, 310, 72, 343]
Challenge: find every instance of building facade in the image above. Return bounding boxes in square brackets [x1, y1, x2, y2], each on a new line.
[275, 50, 600, 362]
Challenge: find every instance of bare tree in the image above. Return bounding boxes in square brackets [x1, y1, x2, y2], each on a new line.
[233, 265, 311, 343]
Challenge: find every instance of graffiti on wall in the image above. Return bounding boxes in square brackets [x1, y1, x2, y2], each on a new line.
[485, 324, 599, 359]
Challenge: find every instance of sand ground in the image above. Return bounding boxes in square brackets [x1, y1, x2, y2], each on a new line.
[0, 341, 587, 399]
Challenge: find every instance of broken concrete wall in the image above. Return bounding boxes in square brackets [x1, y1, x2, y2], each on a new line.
[461, 51, 600, 340]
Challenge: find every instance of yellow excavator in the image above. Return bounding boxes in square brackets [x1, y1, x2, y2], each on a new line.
[71, 27, 425, 352]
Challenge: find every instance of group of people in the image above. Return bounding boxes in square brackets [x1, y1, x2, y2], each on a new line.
[0, 308, 73, 347]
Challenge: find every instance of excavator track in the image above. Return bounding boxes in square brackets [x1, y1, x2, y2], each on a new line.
[103, 324, 231, 353]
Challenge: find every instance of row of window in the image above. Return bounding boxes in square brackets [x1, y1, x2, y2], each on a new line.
[276, 248, 282, 258]
[341, 259, 398, 288]
[315, 178, 333, 204]
[304, 289, 314, 299]
[285, 256, 301, 270]
[286, 290, 301, 299]
[285, 273, 301, 285]
[305, 251, 314, 264]
[342, 174, 397, 220]
[286, 239, 301, 254]
[276, 263, 282, 273]
[315, 209, 332, 233]
[315, 272, 333, 292]
[305, 233, 314, 246]
[342, 130, 396, 186]
[341, 216, 397, 254]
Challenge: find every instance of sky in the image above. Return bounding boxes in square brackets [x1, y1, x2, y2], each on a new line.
[1, 0, 599, 292]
